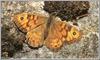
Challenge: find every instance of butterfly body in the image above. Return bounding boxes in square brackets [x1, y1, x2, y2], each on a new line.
[13, 12, 82, 51]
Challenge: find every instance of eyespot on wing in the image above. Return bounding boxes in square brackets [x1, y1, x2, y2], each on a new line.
[65, 26, 82, 44]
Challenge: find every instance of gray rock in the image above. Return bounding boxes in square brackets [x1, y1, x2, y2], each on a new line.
[1, 1, 99, 59]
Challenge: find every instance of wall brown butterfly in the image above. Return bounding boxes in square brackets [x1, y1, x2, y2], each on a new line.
[13, 12, 82, 52]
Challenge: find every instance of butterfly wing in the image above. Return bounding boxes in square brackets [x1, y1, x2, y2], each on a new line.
[13, 12, 48, 48]
[26, 23, 46, 48]
[44, 17, 69, 51]
[25, 14, 48, 48]
[65, 26, 82, 44]
[44, 16, 82, 51]
[13, 12, 48, 33]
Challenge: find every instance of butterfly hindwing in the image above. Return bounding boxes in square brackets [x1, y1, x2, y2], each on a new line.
[26, 24, 46, 48]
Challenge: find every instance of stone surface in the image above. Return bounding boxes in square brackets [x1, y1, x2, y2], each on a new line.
[44, 1, 90, 21]
[1, 1, 99, 59]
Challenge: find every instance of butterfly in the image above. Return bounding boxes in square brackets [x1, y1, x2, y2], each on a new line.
[12, 12, 82, 52]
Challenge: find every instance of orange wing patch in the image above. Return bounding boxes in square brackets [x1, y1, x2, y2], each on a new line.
[13, 13, 29, 32]
[13, 12, 48, 33]
[13, 12, 82, 51]
[66, 26, 82, 43]
[44, 20, 68, 51]
[26, 24, 45, 48]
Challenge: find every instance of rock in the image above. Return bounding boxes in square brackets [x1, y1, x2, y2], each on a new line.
[1, 1, 99, 59]
[44, 1, 90, 21]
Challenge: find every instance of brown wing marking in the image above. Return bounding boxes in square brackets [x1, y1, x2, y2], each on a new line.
[26, 23, 46, 48]
[13, 12, 48, 33]
[44, 19, 68, 51]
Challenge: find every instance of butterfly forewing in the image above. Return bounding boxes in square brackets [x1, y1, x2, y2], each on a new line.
[13, 12, 48, 33]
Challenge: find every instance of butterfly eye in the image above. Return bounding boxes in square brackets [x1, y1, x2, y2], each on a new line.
[20, 16, 24, 20]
